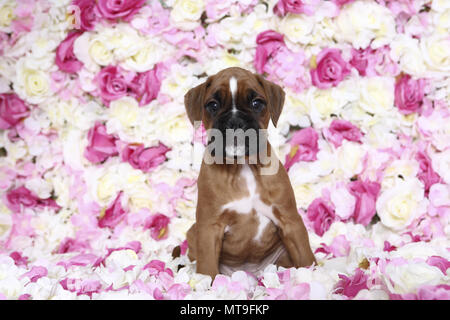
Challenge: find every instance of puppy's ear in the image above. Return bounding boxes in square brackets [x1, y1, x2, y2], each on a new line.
[184, 80, 209, 125]
[255, 74, 285, 127]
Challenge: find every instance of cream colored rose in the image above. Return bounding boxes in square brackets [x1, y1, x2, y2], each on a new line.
[0, 5, 15, 27]
[432, 0, 450, 12]
[170, 0, 205, 30]
[89, 39, 113, 66]
[0, 206, 12, 241]
[433, 9, 450, 34]
[390, 35, 427, 76]
[376, 178, 427, 231]
[335, 141, 365, 179]
[109, 97, 139, 129]
[421, 34, 450, 73]
[123, 38, 167, 72]
[335, 0, 395, 49]
[15, 59, 50, 104]
[278, 14, 315, 45]
[384, 261, 444, 294]
[359, 77, 394, 116]
[381, 159, 419, 190]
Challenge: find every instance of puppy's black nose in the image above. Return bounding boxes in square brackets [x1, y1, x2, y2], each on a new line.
[225, 117, 247, 131]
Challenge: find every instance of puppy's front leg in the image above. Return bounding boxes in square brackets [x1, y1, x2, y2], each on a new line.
[195, 221, 225, 280]
[275, 205, 316, 268]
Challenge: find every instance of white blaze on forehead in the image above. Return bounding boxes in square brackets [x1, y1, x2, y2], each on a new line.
[229, 76, 238, 113]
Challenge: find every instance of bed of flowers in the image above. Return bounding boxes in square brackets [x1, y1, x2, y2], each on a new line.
[0, 0, 449, 300]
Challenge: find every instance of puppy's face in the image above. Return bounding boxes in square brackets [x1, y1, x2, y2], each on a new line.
[184, 67, 285, 158]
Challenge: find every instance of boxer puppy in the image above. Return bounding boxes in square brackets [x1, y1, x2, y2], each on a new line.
[182, 67, 316, 280]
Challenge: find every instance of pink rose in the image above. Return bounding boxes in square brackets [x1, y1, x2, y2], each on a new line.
[5, 186, 38, 213]
[426, 256, 450, 275]
[416, 150, 441, 194]
[9, 251, 28, 267]
[394, 74, 425, 115]
[57, 237, 90, 254]
[72, 0, 99, 31]
[143, 259, 174, 277]
[98, 191, 127, 229]
[144, 213, 170, 240]
[334, 268, 368, 298]
[310, 48, 351, 89]
[323, 119, 363, 148]
[273, 0, 319, 16]
[5, 186, 61, 213]
[416, 285, 450, 300]
[96, 66, 129, 106]
[306, 197, 336, 236]
[84, 121, 119, 164]
[285, 127, 319, 171]
[254, 30, 285, 74]
[347, 180, 381, 226]
[20, 266, 48, 283]
[121, 143, 170, 172]
[128, 65, 162, 106]
[96, 0, 145, 21]
[55, 31, 84, 73]
[349, 47, 371, 76]
[0, 93, 30, 130]
[331, 0, 355, 7]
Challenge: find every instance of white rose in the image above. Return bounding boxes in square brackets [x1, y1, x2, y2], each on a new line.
[335, 1, 396, 49]
[89, 38, 114, 66]
[215, 14, 265, 50]
[107, 97, 139, 135]
[307, 86, 348, 124]
[376, 178, 427, 231]
[434, 9, 450, 35]
[421, 33, 450, 73]
[384, 261, 444, 294]
[0, 4, 14, 28]
[122, 37, 169, 72]
[431, 149, 450, 184]
[381, 159, 420, 190]
[25, 177, 53, 199]
[278, 13, 315, 45]
[335, 141, 365, 180]
[170, 0, 205, 30]
[359, 77, 394, 116]
[292, 183, 322, 210]
[73, 32, 101, 72]
[432, 0, 450, 12]
[15, 59, 50, 104]
[0, 208, 12, 241]
[390, 35, 427, 76]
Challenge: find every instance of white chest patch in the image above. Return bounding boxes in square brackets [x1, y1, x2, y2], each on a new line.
[229, 76, 238, 113]
[221, 165, 278, 242]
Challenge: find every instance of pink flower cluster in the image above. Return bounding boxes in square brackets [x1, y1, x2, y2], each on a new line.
[5, 186, 61, 214]
[84, 121, 170, 171]
[71, 0, 146, 31]
[254, 30, 310, 93]
[306, 179, 380, 236]
[96, 65, 162, 107]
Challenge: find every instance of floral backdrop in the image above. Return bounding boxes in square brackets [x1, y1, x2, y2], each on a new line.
[0, 0, 449, 300]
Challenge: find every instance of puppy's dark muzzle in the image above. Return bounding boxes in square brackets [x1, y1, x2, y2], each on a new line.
[207, 112, 265, 159]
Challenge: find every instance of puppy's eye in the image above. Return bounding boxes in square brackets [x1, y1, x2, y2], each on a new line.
[205, 100, 219, 112]
[251, 98, 265, 111]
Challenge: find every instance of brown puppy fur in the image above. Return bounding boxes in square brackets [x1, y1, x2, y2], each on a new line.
[183, 67, 316, 280]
